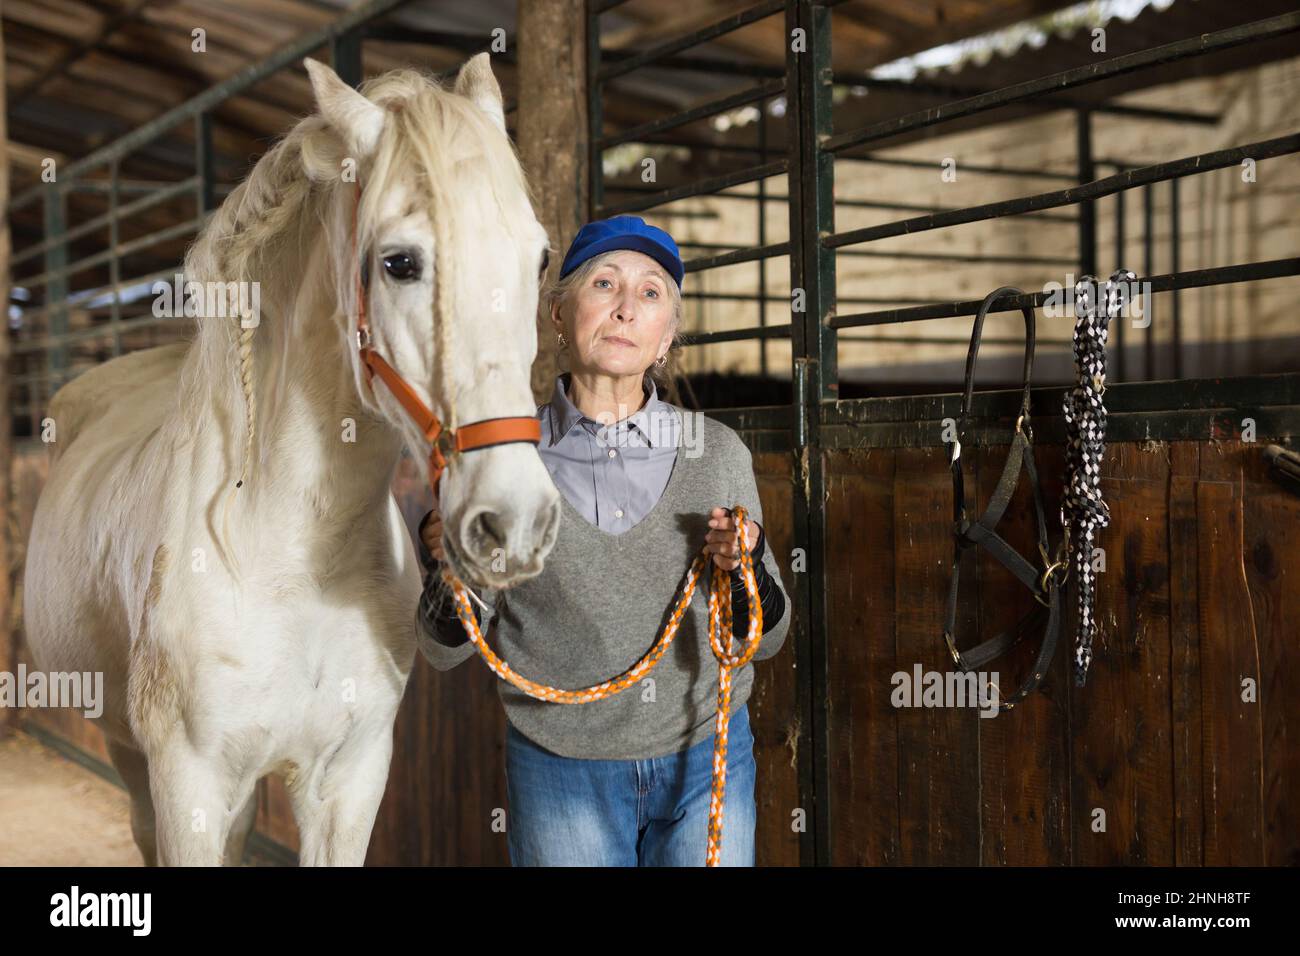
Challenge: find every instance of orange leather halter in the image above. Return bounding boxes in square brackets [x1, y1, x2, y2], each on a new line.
[351, 181, 541, 498]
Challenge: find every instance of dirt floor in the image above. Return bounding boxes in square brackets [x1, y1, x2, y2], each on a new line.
[0, 728, 143, 866]
[0, 728, 291, 866]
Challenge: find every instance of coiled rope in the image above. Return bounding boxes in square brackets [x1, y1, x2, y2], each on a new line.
[441, 504, 763, 867]
[1061, 270, 1131, 687]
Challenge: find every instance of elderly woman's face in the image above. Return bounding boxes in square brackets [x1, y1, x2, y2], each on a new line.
[556, 250, 675, 378]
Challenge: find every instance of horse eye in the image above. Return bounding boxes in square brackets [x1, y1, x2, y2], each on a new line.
[383, 252, 419, 281]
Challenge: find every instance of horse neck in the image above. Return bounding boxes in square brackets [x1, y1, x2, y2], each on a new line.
[234, 232, 404, 524]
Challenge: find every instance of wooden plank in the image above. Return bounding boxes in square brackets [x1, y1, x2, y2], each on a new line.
[825, 447, 900, 864]
[515, 0, 587, 405]
[1196, 473, 1266, 864]
[256, 774, 298, 855]
[1167, 441, 1203, 865]
[893, 446, 979, 864]
[1240, 448, 1300, 866]
[367, 460, 508, 865]
[1070, 443, 1174, 864]
[375, 635, 506, 865]
[975, 442, 1070, 864]
[750, 449, 800, 866]
[1194, 442, 1266, 864]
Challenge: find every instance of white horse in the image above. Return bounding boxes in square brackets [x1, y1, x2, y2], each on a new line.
[22, 55, 560, 865]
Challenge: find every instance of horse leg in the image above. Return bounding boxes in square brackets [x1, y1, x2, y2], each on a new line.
[148, 743, 251, 866]
[106, 738, 158, 867]
[289, 733, 394, 866]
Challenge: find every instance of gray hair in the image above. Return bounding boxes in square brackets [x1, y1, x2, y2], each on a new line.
[542, 249, 684, 391]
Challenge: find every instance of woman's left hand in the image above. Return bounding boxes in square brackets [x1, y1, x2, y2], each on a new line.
[706, 507, 761, 572]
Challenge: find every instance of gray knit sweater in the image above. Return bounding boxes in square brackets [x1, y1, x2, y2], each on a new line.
[414, 414, 791, 760]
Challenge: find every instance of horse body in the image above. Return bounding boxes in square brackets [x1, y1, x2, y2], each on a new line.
[22, 55, 560, 865]
[28, 278, 419, 866]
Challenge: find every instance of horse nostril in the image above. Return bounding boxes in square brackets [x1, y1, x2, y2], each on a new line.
[470, 509, 507, 553]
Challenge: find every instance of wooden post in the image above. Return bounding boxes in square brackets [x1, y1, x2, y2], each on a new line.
[0, 16, 14, 736]
[515, 0, 588, 404]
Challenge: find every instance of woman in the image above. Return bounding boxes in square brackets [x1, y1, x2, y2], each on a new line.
[415, 214, 791, 866]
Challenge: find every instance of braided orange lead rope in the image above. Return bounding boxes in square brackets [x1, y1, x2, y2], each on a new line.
[441, 504, 763, 867]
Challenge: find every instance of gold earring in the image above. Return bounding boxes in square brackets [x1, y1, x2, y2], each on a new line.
[557, 332, 567, 348]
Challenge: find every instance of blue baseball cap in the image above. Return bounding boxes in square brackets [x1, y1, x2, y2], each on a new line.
[559, 215, 684, 288]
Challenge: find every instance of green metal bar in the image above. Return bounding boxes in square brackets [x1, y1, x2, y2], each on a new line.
[332, 26, 364, 89]
[13, 307, 180, 355]
[43, 190, 68, 410]
[818, 374, 1300, 450]
[12, 266, 190, 334]
[11, 178, 197, 267]
[678, 323, 792, 346]
[22, 217, 206, 288]
[108, 159, 123, 356]
[822, 12, 1300, 154]
[195, 114, 215, 215]
[1171, 177, 1182, 379]
[597, 160, 787, 217]
[6, 0, 413, 215]
[825, 135, 1300, 250]
[786, 0, 833, 869]
[1145, 183, 1156, 381]
[831, 258, 1300, 330]
[597, 79, 784, 151]
[830, 70, 1222, 128]
[682, 240, 790, 273]
[1115, 187, 1126, 382]
[758, 100, 770, 378]
[1077, 109, 1096, 279]
[597, 0, 785, 83]
[587, 0, 605, 216]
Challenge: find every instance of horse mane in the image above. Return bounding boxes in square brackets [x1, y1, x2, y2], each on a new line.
[178, 65, 538, 492]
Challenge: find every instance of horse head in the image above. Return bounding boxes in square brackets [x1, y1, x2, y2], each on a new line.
[304, 55, 559, 588]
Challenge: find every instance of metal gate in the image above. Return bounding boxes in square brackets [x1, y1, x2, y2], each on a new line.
[586, 0, 1300, 865]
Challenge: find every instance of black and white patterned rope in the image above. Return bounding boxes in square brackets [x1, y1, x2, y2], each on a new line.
[1061, 269, 1131, 687]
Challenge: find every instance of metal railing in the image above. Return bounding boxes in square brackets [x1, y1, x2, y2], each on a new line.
[4, 0, 530, 432]
[586, 0, 1300, 867]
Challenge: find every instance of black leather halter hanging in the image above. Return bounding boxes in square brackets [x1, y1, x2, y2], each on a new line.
[944, 287, 1065, 712]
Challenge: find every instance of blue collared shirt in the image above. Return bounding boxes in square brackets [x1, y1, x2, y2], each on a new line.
[539, 371, 680, 534]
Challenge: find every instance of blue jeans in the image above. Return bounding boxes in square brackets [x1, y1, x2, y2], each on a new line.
[504, 704, 757, 866]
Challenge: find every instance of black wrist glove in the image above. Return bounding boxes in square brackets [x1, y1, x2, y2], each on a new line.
[724, 522, 786, 636]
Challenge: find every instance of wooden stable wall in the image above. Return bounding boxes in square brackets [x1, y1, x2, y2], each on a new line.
[821, 438, 1296, 866]
[7, 433, 1294, 865]
[361, 432, 1296, 866]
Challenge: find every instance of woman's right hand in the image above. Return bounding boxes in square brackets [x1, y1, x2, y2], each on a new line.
[420, 507, 446, 563]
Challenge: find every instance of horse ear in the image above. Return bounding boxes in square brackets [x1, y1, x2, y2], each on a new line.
[303, 57, 385, 158]
[453, 52, 506, 136]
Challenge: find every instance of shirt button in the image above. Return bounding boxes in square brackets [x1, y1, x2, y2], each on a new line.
[608, 448, 617, 458]
[615, 509, 624, 518]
